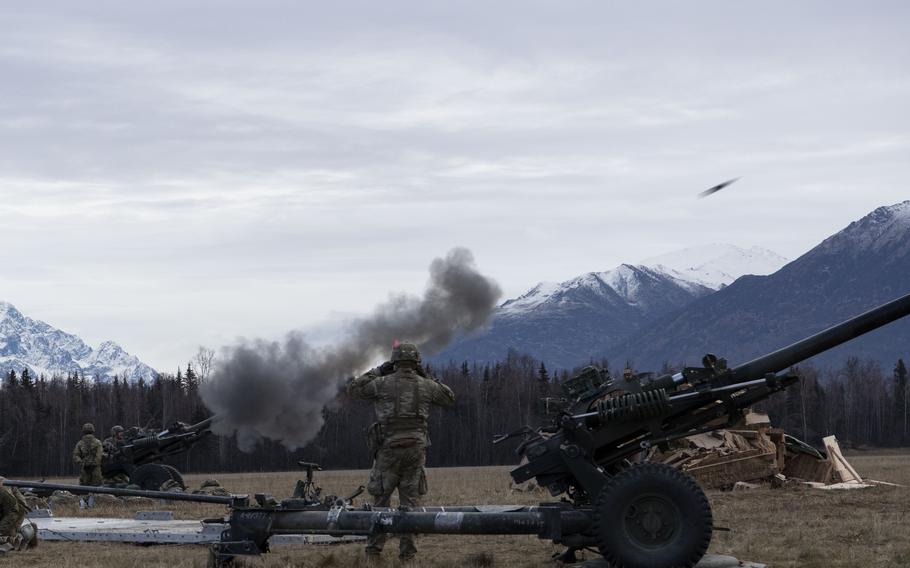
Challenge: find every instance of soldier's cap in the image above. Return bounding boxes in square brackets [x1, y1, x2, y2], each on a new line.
[200, 479, 220, 488]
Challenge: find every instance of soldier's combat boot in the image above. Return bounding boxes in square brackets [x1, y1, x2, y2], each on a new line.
[0, 538, 13, 555]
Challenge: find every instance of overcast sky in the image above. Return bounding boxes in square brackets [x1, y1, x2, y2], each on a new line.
[1, 1, 907, 370]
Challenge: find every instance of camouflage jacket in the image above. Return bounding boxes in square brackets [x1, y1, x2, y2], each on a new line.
[102, 437, 123, 461]
[73, 434, 104, 467]
[0, 485, 27, 514]
[0, 485, 28, 535]
[347, 367, 455, 445]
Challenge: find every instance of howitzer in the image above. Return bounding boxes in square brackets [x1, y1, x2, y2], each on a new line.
[102, 415, 220, 490]
[9, 293, 910, 568]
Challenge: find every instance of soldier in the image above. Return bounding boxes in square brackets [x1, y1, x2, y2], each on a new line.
[72, 423, 104, 486]
[103, 425, 125, 457]
[0, 476, 30, 555]
[102, 425, 130, 486]
[347, 342, 455, 562]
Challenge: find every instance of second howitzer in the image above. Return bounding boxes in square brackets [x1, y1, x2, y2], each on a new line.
[102, 416, 219, 490]
[10, 293, 910, 568]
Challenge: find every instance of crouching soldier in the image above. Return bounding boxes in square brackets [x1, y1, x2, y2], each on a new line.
[347, 342, 455, 562]
[0, 476, 35, 555]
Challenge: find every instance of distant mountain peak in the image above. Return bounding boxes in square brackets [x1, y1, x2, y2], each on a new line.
[605, 201, 910, 370]
[817, 200, 910, 255]
[641, 243, 788, 290]
[441, 243, 786, 368]
[0, 301, 23, 320]
[0, 301, 157, 382]
[876, 200, 910, 219]
[500, 244, 786, 319]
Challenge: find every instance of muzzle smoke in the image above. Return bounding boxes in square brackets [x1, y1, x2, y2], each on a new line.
[201, 248, 501, 451]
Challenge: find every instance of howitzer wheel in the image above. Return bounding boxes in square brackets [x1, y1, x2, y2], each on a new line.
[131, 463, 182, 491]
[592, 463, 712, 568]
[161, 465, 186, 489]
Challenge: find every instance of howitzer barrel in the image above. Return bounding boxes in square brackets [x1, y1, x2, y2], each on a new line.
[160, 414, 221, 437]
[3, 479, 237, 505]
[260, 507, 591, 536]
[186, 414, 220, 432]
[732, 291, 910, 380]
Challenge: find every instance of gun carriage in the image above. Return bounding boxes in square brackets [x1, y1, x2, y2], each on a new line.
[8, 292, 910, 568]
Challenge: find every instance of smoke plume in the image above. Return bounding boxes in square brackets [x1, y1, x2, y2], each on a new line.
[201, 248, 501, 451]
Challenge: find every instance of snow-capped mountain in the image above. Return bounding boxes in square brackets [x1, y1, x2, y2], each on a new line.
[499, 244, 787, 320]
[436, 244, 788, 368]
[641, 244, 789, 290]
[606, 201, 910, 370]
[0, 302, 157, 382]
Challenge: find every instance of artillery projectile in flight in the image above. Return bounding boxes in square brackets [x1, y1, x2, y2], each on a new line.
[698, 177, 740, 198]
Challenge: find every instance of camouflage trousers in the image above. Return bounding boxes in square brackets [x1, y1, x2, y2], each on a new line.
[365, 444, 428, 559]
[0, 489, 26, 540]
[103, 472, 130, 486]
[79, 465, 103, 486]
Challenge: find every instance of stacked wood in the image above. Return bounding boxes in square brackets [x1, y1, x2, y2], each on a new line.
[650, 412, 863, 490]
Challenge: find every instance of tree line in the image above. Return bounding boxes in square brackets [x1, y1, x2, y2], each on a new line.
[0, 352, 908, 477]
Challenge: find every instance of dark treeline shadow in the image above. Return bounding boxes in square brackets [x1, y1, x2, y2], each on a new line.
[1, 353, 908, 477]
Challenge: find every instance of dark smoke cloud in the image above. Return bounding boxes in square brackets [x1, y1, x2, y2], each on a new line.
[201, 248, 501, 451]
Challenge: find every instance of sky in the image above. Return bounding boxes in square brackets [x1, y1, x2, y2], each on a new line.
[0, 1, 908, 370]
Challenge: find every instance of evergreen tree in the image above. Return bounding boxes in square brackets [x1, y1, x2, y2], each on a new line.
[185, 363, 198, 390]
[538, 362, 550, 383]
[21, 368, 33, 390]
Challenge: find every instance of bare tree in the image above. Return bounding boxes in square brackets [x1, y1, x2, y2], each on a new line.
[194, 346, 216, 382]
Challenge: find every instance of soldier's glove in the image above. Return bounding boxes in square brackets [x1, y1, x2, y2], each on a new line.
[378, 361, 395, 376]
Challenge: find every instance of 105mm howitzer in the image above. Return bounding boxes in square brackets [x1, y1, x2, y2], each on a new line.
[102, 415, 218, 490]
[8, 292, 910, 568]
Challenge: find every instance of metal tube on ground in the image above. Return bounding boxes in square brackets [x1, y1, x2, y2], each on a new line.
[3, 479, 237, 505]
[264, 508, 592, 536]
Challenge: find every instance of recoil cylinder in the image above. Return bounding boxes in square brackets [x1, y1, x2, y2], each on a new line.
[594, 389, 670, 423]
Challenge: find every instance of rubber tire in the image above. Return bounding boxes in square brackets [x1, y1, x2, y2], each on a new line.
[592, 463, 712, 568]
[161, 465, 186, 489]
[130, 463, 178, 491]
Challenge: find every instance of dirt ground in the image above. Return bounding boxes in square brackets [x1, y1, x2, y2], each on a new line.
[3, 452, 909, 567]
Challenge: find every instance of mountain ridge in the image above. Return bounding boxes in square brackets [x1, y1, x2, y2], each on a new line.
[604, 200, 910, 371]
[0, 301, 157, 382]
[436, 244, 788, 368]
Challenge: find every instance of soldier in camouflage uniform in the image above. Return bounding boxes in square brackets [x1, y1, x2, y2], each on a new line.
[102, 425, 130, 486]
[0, 476, 30, 555]
[102, 425, 125, 457]
[347, 342, 455, 562]
[72, 423, 104, 486]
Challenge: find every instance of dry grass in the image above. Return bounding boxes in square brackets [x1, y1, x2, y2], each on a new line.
[3, 454, 910, 567]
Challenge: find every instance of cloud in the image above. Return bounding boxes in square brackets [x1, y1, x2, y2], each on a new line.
[0, 1, 907, 369]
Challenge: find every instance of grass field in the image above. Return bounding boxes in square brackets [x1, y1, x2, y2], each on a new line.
[3, 452, 909, 567]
